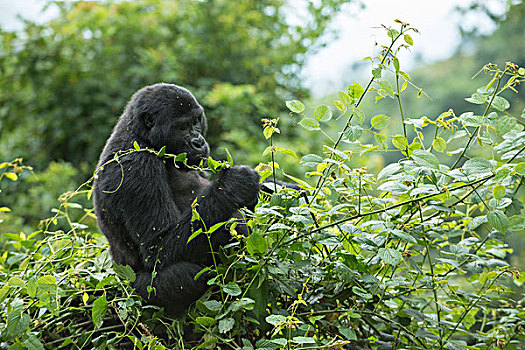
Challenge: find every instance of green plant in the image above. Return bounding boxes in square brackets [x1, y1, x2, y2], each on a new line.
[1, 22, 524, 349]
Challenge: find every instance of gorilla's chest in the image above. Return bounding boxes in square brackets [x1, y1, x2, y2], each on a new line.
[166, 167, 211, 211]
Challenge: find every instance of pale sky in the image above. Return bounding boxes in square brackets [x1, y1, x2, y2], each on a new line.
[0, 0, 501, 96]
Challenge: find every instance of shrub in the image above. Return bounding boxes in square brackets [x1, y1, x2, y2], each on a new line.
[0, 22, 524, 349]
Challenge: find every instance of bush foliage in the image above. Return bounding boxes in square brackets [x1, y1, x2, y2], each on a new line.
[1, 22, 524, 350]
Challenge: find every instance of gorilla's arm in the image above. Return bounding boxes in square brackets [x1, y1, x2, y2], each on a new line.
[100, 152, 258, 270]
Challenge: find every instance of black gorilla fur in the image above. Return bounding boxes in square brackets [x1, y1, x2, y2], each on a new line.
[93, 84, 260, 314]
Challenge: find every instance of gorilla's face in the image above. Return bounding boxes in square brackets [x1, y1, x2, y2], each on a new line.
[129, 84, 210, 166]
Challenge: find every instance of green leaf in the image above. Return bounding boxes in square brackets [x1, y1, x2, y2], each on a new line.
[352, 106, 365, 125]
[339, 326, 357, 341]
[374, 133, 388, 150]
[515, 162, 525, 175]
[36, 275, 56, 292]
[432, 137, 446, 152]
[404, 34, 413, 45]
[393, 57, 400, 72]
[196, 316, 217, 326]
[266, 314, 286, 326]
[463, 158, 493, 175]
[377, 78, 394, 97]
[335, 100, 345, 111]
[223, 282, 242, 296]
[246, 232, 268, 255]
[492, 96, 510, 111]
[92, 294, 108, 329]
[218, 317, 235, 333]
[392, 134, 408, 150]
[487, 210, 509, 232]
[292, 337, 316, 344]
[263, 126, 274, 139]
[113, 264, 136, 282]
[5, 172, 18, 181]
[493, 184, 506, 201]
[377, 163, 402, 181]
[9, 277, 26, 288]
[7, 311, 30, 336]
[24, 334, 44, 350]
[378, 248, 403, 265]
[314, 104, 332, 122]
[157, 145, 166, 158]
[348, 82, 364, 100]
[187, 228, 203, 244]
[412, 149, 439, 169]
[346, 125, 363, 142]
[465, 93, 486, 105]
[390, 229, 417, 244]
[371, 114, 391, 129]
[275, 146, 297, 159]
[286, 100, 305, 113]
[338, 91, 352, 105]
[300, 154, 323, 167]
[133, 141, 140, 151]
[298, 118, 320, 131]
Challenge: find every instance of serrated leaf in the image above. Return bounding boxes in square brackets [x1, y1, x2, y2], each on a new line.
[339, 327, 357, 341]
[463, 158, 493, 175]
[352, 106, 365, 125]
[377, 78, 394, 97]
[390, 229, 417, 244]
[371, 114, 390, 129]
[335, 100, 345, 111]
[218, 317, 235, 334]
[338, 91, 352, 105]
[392, 134, 408, 150]
[432, 137, 446, 152]
[113, 264, 136, 282]
[36, 275, 56, 292]
[298, 118, 320, 131]
[286, 100, 305, 113]
[492, 96, 510, 111]
[246, 232, 268, 255]
[24, 334, 44, 350]
[223, 282, 242, 296]
[314, 104, 332, 122]
[487, 210, 509, 232]
[348, 82, 364, 99]
[378, 248, 403, 265]
[300, 154, 323, 167]
[515, 162, 525, 175]
[7, 311, 30, 336]
[493, 184, 506, 201]
[266, 314, 286, 326]
[346, 125, 363, 142]
[92, 294, 108, 329]
[412, 149, 439, 169]
[377, 163, 402, 181]
[375, 133, 388, 150]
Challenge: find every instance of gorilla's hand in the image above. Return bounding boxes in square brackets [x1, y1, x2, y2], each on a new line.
[217, 166, 260, 210]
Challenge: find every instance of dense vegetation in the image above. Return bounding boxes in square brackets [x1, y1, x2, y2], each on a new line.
[1, 18, 524, 349]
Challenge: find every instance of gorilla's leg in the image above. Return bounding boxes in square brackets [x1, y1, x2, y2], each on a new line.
[133, 262, 208, 315]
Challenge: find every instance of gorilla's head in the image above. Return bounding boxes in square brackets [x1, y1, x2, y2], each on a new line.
[125, 83, 209, 166]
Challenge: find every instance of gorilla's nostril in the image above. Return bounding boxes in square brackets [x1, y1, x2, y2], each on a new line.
[191, 137, 204, 149]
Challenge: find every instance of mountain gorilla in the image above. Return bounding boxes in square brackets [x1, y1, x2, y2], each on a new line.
[92, 83, 260, 315]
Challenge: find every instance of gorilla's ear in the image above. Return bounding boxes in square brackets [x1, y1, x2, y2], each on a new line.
[142, 112, 155, 128]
